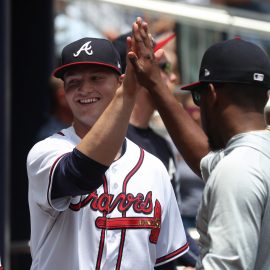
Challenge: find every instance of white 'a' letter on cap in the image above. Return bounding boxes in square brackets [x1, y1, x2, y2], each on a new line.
[73, 41, 93, 57]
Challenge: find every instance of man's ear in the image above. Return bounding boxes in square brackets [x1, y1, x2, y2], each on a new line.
[208, 83, 217, 107]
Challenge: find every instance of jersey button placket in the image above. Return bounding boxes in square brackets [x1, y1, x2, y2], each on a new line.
[106, 165, 121, 266]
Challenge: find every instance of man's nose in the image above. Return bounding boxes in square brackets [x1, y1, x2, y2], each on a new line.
[170, 72, 177, 83]
[78, 81, 94, 93]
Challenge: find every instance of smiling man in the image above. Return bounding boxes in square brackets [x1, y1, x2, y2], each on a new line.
[26, 37, 189, 270]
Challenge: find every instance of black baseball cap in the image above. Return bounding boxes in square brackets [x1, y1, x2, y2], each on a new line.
[53, 37, 122, 79]
[181, 38, 270, 91]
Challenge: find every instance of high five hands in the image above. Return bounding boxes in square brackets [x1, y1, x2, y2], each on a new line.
[127, 17, 167, 91]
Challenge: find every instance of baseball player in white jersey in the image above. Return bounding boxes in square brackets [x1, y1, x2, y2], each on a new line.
[27, 35, 188, 270]
[129, 18, 270, 270]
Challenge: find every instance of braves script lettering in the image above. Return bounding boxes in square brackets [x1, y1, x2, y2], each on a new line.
[70, 191, 153, 214]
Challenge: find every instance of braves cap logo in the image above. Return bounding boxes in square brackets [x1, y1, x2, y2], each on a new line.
[73, 41, 93, 57]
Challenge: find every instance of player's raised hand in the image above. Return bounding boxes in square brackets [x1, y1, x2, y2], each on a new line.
[121, 34, 141, 97]
[128, 17, 166, 90]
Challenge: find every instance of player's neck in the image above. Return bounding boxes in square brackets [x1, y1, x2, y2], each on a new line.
[73, 121, 92, 138]
[221, 111, 267, 146]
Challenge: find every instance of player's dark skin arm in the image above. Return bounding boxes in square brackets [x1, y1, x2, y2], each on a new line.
[129, 18, 209, 176]
[147, 83, 209, 176]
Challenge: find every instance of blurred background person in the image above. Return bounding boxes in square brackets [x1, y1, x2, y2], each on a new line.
[114, 32, 199, 269]
[127, 45, 178, 183]
[174, 93, 205, 230]
[36, 76, 73, 141]
[149, 33, 205, 231]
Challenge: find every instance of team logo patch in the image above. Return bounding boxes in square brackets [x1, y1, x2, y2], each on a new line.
[73, 41, 93, 57]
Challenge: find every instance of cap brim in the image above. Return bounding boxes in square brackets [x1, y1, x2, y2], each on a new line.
[180, 81, 206, 91]
[52, 61, 121, 79]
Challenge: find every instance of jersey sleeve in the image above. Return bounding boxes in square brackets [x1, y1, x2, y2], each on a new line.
[199, 149, 266, 270]
[51, 148, 108, 199]
[155, 170, 189, 266]
[27, 136, 75, 212]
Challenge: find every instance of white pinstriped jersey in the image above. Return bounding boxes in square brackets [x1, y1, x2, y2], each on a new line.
[27, 126, 188, 270]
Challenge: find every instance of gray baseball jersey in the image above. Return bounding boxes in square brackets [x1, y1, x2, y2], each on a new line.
[27, 126, 188, 270]
[196, 129, 270, 270]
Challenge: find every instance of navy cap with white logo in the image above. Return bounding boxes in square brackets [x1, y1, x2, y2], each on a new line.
[181, 38, 270, 91]
[53, 37, 122, 79]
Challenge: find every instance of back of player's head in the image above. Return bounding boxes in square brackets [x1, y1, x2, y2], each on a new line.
[181, 38, 270, 92]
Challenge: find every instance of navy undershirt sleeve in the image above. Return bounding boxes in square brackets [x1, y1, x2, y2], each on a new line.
[51, 148, 109, 199]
